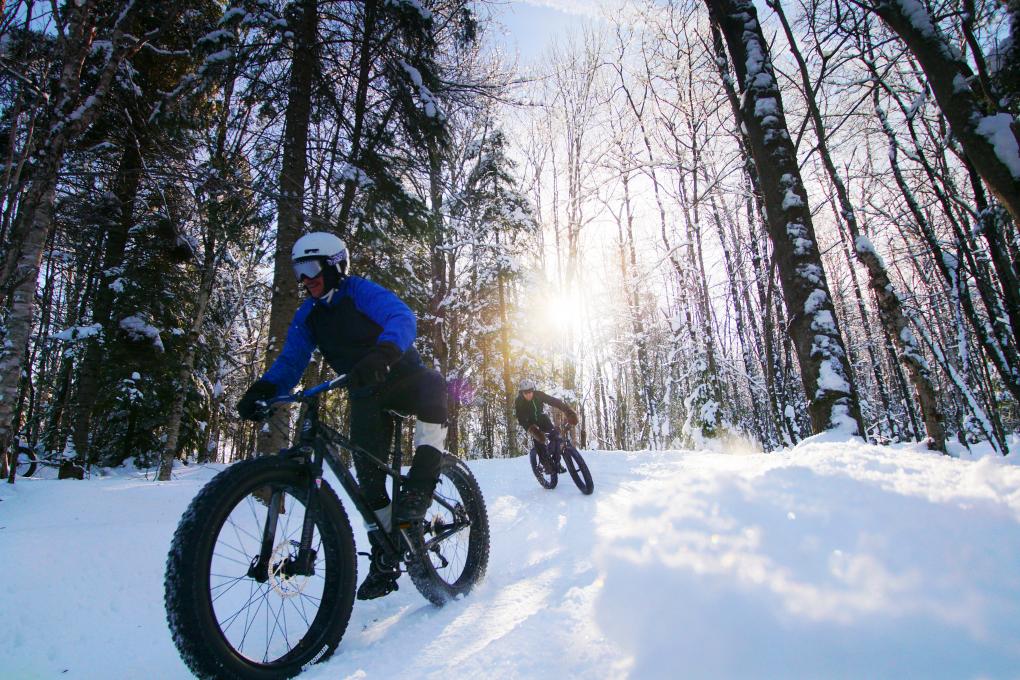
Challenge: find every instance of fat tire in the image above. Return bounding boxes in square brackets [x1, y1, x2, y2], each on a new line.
[564, 445, 594, 495]
[164, 457, 357, 679]
[407, 455, 490, 606]
[529, 446, 557, 489]
[15, 445, 37, 478]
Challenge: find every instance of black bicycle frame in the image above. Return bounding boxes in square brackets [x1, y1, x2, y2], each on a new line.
[249, 377, 465, 578]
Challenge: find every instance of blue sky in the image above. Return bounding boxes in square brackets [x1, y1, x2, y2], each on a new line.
[493, 0, 610, 64]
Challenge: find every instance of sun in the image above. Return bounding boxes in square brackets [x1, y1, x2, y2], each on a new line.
[542, 288, 586, 341]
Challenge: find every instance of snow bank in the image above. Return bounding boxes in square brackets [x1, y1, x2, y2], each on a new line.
[3, 441, 1020, 678]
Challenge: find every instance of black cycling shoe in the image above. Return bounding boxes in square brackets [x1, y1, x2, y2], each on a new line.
[394, 482, 435, 524]
[357, 568, 399, 600]
[357, 548, 399, 601]
[538, 454, 564, 475]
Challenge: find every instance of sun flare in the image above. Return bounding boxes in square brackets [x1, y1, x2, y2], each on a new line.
[542, 289, 586, 340]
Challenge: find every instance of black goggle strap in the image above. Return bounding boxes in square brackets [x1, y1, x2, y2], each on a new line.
[293, 258, 324, 281]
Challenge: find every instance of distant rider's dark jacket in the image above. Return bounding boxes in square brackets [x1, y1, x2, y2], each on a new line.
[515, 390, 571, 431]
[261, 275, 422, 393]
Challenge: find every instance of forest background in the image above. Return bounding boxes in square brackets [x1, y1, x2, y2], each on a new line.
[0, 0, 1018, 480]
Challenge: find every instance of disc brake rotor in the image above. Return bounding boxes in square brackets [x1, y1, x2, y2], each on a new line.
[268, 540, 310, 598]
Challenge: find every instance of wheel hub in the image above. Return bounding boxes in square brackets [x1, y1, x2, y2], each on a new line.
[268, 540, 314, 597]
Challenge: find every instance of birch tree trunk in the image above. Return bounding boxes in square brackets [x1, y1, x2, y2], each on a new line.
[0, 1, 148, 475]
[772, 0, 947, 451]
[704, 0, 863, 434]
[156, 239, 219, 480]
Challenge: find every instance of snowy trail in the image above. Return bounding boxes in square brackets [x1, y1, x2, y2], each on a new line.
[4, 441, 1020, 679]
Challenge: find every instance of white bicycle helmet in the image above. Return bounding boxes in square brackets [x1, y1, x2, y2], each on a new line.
[291, 232, 349, 281]
[519, 378, 537, 392]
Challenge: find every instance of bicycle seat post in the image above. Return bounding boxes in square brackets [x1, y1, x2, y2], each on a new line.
[388, 412, 403, 475]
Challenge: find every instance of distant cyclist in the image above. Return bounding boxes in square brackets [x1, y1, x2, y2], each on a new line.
[514, 378, 578, 468]
[237, 232, 447, 601]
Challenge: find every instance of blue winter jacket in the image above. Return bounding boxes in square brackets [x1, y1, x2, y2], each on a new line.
[262, 275, 422, 394]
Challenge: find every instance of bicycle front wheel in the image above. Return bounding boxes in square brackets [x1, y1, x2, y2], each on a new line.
[165, 457, 357, 679]
[407, 454, 490, 606]
[14, 445, 37, 478]
[563, 445, 594, 495]
[529, 446, 557, 489]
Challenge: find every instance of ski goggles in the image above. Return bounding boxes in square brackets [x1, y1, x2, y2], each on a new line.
[292, 258, 324, 281]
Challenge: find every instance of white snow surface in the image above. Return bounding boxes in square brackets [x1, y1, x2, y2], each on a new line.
[119, 315, 165, 352]
[53, 323, 102, 342]
[4, 439, 1020, 678]
[975, 113, 1020, 180]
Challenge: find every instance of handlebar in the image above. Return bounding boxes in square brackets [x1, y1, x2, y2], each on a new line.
[256, 374, 350, 411]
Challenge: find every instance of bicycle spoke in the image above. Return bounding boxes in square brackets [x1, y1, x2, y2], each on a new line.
[238, 586, 269, 656]
[203, 482, 337, 666]
[264, 594, 289, 662]
[220, 580, 267, 636]
[227, 512, 263, 547]
[166, 453, 359, 678]
[210, 574, 253, 604]
[295, 588, 312, 626]
[212, 548, 253, 569]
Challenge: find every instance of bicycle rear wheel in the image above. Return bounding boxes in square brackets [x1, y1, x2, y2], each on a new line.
[165, 457, 357, 679]
[14, 445, 37, 478]
[563, 445, 594, 495]
[529, 446, 557, 489]
[407, 454, 490, 606]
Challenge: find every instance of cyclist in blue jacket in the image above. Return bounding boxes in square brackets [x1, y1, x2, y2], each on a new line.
[238, 232, 447, 601]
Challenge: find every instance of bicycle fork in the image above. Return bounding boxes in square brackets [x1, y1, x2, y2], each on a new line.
[248, 450, 323, 582]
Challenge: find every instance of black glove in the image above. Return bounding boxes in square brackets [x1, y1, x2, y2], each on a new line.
[238, 380, 277, 420]
[349, 342, 402, 390]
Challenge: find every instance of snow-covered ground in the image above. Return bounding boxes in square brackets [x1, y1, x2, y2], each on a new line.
[4, 438, 1020, 679]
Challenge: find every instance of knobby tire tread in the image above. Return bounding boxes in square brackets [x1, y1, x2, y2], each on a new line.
[164, 457, 356, 679]
[15, 446, 37, 478]
[564, 445, 594, 495]
[529, 447, 557, 489]
[407, 454, 490, 606]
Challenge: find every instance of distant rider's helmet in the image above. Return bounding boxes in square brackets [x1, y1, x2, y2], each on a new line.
[519, 378, 537, 393]
[291, 232, 349, 289]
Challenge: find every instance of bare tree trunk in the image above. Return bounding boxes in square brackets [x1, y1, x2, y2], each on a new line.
[864, 0, 1020, 226]
[496, 231, 515, 457]
[426, 142, 448, 369]
[871, 71, 1020, 407]
[336, 0, 380, 229]
[157, 240, 219, 480]
[772, 1, 946, 451]
[705, 0, 863, 434]
[709, 194, 768, 447]
[0, 2, 148, 475]
[257, 0, 318, 455]
[446, 251, 461, 457]
[70, 140, 143, 462]
[617, 168, 659, 447]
